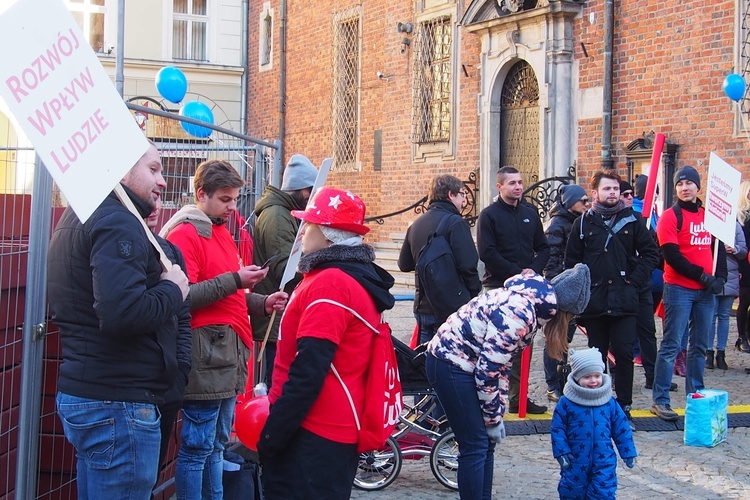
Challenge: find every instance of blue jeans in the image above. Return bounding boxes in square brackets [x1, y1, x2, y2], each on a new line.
[653, 283, 714, 405]
[415, 312, 440, 344]
[55, 392, 160, 500]
[426, 354, 496, 500]
[176, 397, 236, 500]
[711, 295, 735, 351]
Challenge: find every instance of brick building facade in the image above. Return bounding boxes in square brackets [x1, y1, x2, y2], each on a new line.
[247, 0, 750, 240]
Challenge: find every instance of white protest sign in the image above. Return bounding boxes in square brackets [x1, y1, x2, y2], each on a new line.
[279, 158, 332, 290]
[704, 152, 741, 247]
[0, 0, 149, 222]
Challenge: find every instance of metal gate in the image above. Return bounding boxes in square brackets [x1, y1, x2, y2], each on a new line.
[500, 60, 540, 189]
[1, 104, 279, 499]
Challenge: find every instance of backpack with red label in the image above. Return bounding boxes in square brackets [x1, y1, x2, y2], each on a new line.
[309, 298, 403, 453]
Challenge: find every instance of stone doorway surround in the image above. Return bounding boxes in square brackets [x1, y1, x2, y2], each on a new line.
[461, 0, 583, 207]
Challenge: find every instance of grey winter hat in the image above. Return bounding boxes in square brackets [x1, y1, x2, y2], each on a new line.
[569, 347, 605, 382]
[281, 154, 318, 191]
[560, 184, 587, 210]
[674, 165, 701, 190]
[550, 263, 591, 315]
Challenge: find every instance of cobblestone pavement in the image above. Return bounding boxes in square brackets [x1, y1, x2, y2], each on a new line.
[348, 299, 750, 499]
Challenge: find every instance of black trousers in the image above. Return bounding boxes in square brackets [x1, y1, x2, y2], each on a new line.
[584, 315, 637, 407]
[737, 287, 750, 341]
[261, 427, 358, 500]
[635, 289, 658, 384]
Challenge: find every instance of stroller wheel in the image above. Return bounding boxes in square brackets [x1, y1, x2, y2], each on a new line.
[430, 430, 459, 491]
[352, 436, 402, 491]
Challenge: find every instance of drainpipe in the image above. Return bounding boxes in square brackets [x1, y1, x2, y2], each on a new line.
[240, 0, 248, 136]
[601, 0, 614, 169]
[115, 0, 125, 97]
[275, 0, 287, 187]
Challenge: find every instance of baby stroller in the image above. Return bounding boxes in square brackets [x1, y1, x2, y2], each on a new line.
[353, 336, 459, 491]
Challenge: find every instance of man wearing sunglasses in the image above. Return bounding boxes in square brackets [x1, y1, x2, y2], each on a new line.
[620, 180, 635, 208]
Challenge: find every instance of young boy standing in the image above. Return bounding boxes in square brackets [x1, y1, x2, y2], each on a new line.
[551, 348, 637, 499]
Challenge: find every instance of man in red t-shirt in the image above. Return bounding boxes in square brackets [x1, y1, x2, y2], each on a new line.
[651, 166, 727, 421]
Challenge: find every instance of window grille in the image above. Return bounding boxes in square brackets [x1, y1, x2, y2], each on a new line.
[741, 2, 750, 119]
[261, 13, 272, 66]
[412, 17, 452, 144]
[66, 0, 106, 52]
[332, 15, 360, 171]
[173, 0, 208, 61]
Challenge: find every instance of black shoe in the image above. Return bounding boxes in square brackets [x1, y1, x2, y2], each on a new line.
[645, 380, 677, 391]
[738, 338, 750, 353]
[508, 399, 548, 414]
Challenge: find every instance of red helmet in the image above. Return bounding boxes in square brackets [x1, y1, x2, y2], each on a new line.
[291, 187, 370, 235]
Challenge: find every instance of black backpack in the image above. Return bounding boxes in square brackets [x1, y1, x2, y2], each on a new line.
[416, 214, 471, 323]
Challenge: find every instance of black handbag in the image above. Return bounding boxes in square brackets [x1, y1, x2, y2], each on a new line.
[223, 452, 263, 500]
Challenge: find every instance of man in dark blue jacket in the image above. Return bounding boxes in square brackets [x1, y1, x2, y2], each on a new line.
[478, 166, 550, 413]
[565, 170, 660, 426]
[48, 144, 190, 498]
[399, 174, 481, 343]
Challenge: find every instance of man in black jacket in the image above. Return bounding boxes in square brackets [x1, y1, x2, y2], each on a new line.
[145, 200, 192, 471]
[399, 174, 482, 343]
[565, 170, 660, 426]
[478, 166, 550, 413]
[48, 144, 190, 498]
[542, 184, 589, 401]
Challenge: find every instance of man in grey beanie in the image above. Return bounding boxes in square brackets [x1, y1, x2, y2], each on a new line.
[252, 154, 319, 386]
[542, 185, 589, 401]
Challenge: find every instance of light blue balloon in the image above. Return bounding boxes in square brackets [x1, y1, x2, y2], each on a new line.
[179, 101, 214, 138]
[722, 73, 746, 102]
[156, 66, 188, 104]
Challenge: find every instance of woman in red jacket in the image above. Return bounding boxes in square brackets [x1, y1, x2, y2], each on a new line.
[258, 187, 395, 499]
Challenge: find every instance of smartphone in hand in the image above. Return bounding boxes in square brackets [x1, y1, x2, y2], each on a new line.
[261, 255, 278, 269]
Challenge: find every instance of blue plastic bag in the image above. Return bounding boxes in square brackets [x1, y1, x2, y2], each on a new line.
[684, 389, 728, 447]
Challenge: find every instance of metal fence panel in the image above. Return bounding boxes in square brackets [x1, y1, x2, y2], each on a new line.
[0, 105, 277, 499]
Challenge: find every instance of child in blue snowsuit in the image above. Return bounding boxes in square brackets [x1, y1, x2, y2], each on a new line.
[551, 348, 637, 499]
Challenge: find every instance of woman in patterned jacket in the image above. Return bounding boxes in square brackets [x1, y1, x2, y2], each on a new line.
[426, 264, 591, 499]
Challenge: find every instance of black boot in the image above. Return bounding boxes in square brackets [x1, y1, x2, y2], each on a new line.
[738, 336, 750, 353]
[706, 350, 714, 370]
[716, 350, 728, 370]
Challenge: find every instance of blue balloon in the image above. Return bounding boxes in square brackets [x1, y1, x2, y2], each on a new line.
[722, 73, 746, 102]
[179, 101, 214, 138]
[156, 66, 188, 104]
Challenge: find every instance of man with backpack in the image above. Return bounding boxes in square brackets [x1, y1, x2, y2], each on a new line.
[398, 174, 482, 343]
[477, 166, 550, 414]
[565, 170, 660, 428]
[651, 166, 728, 421]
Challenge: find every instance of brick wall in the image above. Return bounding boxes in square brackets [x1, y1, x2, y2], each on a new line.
[248, 1, 750, 239]
[247, 1, 482, 241]
[574, 0, 748, 186]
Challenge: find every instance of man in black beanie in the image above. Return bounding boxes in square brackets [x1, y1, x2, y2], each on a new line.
[651, 166, 728, 421]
